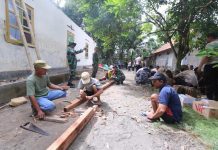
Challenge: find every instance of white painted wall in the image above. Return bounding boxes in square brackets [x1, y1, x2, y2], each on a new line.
[181, 49, 201, 68]
[0, 0, 96, 72]
[155, 51, 177, 71]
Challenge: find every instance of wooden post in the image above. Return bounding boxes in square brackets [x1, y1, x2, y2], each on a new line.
[12, 0, 33, 70]
[20, 0, 41, 59]
[47, 105, 98, 150]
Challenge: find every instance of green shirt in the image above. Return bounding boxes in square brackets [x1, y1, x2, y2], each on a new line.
[205, 40, 218, 64]
[26, 74, 51, 98]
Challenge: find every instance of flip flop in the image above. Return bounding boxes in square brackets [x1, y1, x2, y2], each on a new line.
[140, 112, 147, 117]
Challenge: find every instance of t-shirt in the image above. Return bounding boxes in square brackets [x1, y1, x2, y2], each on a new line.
[26, 74, 51, 98]
[205, 40, 218, 64]
[135, 57, 142, 65]
[175, 70, 198, 87]
[159, 84, 182, 122]
[78, 78, 102, 92]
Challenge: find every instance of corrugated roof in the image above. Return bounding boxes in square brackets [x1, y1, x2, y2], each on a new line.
[153, 42, 174, 54]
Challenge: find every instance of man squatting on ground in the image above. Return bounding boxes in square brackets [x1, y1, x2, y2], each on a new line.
[147, 72, 182, 124]
[26, 60, 69, 119]
[78, 72, 103, 105]
[111, 65, 126, 85]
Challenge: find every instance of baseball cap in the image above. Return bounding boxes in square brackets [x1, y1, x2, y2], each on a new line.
[149, 72, 166, 82]
[34, 60, 51, 69]
[81, 72, 91, 84]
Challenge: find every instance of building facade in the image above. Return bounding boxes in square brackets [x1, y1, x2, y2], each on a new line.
[0, 0, 96, 80]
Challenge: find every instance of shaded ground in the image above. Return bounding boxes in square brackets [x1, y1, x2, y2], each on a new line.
[0, 70, 207, 150]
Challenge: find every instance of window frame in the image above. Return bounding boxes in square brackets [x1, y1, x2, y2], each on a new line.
[5, 0, 35, 47]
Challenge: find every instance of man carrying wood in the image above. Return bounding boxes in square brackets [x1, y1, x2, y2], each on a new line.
[78, 72, 103, 105]
[146, 72, 182, 124]
[26, 60, 69, 119]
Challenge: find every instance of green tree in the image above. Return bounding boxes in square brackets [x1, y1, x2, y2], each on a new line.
[63, 0, 152, 63]
[142, 0, 218, 69]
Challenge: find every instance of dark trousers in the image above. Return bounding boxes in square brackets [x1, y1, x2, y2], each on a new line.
[135, 65, 141, 72]
[204, 64, 218, 101]
[92, 65, 98, 78]
[68, 67, 76, 83]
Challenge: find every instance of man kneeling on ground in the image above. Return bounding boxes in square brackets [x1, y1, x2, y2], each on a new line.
[78, 72, 103, 105]
[146, 72, 182, 124]
[27, 60, 69, 119]
[111, 65, 125, 85]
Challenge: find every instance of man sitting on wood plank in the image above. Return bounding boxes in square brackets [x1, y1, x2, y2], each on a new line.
[78, 72, 103, 105]
[26, 60, 69, 119]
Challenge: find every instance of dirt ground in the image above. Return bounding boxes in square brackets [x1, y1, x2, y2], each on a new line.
[0, 70, 207, 150]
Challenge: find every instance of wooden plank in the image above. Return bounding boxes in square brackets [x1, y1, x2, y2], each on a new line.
[102, 81, 114, 90]
[63, 81, 114, 112]
[20, 0, 41, 59]
[64, 99, 84, 112]
[47, 105, 98, 150]
[12, 0, 33, 70]
[44, 115, 68, 123]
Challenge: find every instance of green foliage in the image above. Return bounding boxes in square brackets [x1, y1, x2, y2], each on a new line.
[196, 48, 218, 68]
[180, 107, 218, 149]
[63, 0, 151, 62]
[142, 0, 218, 69]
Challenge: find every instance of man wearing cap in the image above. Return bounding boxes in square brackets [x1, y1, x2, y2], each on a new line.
[78, 72, 103, 105]
[67, 42, 84, 88]
[91, 47, 99, 78]
[147, 72, 182, 123]
[111, 65, 126, 85]
[26, 60, 69, 119]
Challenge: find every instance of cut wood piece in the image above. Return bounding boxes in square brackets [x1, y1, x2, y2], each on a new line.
[44, 115, 68, 123]
[47, 105, 98, 150]
[64, 99, 84, 112]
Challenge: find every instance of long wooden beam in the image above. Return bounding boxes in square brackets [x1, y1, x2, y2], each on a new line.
[63, 81, 114, 112]
[63, 99, 84, 112]
[102, 81, 114, 90]
[47, 105, 98, 150]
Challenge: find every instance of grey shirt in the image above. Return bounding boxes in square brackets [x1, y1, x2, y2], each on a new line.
[78, 78, 102, 92]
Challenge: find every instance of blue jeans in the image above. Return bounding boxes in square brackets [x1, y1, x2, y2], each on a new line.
[36, 90, 66, 112]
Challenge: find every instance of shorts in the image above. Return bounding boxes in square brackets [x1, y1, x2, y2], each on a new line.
[161, 113, 176, 124]
[85, 90, 94, 96]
